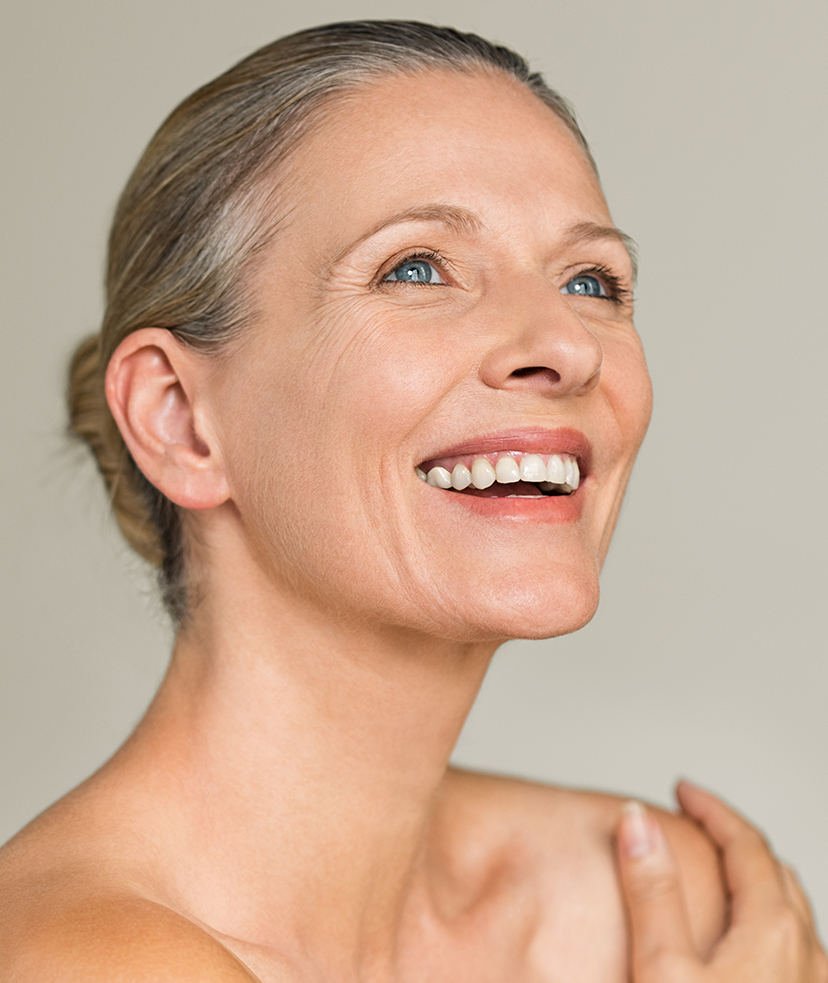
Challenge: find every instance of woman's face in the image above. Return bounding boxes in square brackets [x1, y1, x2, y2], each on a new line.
[210, 68, 652, 642]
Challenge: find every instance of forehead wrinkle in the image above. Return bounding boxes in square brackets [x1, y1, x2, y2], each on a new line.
[562, 221, 639, 283]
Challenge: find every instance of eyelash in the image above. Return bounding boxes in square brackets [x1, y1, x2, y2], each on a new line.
[379, 249, 449, 285]
[379, 253, 632, 303]
[573, 264, 633, 305]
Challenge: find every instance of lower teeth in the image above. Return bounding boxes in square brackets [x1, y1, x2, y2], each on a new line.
[459, 483, 569, 497]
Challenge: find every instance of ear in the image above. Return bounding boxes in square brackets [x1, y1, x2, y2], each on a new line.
[105, 329, 229, 510]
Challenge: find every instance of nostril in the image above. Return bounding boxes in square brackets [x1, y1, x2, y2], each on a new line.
[510, 366, 561, 382]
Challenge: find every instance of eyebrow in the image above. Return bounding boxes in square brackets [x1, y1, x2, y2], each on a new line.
[332, 205, 637, 282]
[330, 203, 483, 267]
[562, 221, 639, 282]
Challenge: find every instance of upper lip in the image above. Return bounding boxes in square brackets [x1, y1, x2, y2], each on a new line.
[417, 427, 592, 475]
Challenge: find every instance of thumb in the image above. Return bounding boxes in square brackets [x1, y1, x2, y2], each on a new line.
[616, 801, 698, 982]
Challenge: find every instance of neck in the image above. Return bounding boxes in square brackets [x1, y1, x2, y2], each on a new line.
[116, 561, 497, 978]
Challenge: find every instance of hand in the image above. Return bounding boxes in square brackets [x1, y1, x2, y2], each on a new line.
[616, 781, 828, 983]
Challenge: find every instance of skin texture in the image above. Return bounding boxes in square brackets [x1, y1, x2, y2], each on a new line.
[1, 68, 824, 982]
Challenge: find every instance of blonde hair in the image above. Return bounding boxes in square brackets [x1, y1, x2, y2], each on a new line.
[68, 20, 594, 621]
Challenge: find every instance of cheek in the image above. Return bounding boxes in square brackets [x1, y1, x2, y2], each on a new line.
[590, 331, 652, 562]
[281, 299, 477, 490]
[603, 331, 653, 453]
[310, 297, 468, 412]
[209, 308, 455, 608]
[218, 301, 435, 469]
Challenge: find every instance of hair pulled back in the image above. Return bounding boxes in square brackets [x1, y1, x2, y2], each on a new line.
[67, 19, 594, 622]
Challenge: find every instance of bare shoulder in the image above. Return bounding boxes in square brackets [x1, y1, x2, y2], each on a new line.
[0, 834, 269, 982]
[0, 898, 266, 983]
[440, 768, 727, 955]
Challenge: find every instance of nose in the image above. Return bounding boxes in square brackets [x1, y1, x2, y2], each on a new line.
[477, 274, 603, 397]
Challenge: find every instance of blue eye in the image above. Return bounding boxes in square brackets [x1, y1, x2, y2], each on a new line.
[384, 259, 444, 284]
[561, 274, 607, 298]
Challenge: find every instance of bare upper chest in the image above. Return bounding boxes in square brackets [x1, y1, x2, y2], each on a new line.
[209, 785, 632, 983]
[0, 773, 722, 983]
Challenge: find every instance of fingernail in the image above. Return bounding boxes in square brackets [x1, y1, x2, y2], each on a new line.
[622, 800, 655, 858]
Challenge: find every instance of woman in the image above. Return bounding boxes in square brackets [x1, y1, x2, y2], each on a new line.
[0, 20, 824, 983]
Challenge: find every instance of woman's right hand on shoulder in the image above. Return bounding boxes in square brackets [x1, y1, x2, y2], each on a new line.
[616, 781, 828, 983]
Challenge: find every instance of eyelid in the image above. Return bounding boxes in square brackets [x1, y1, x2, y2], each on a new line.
[377, 249, 453, 286]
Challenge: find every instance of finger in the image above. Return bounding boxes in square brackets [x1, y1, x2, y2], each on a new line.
[676, 780, 783, 920]
[616, 801, 698, 979]
[779, 862, 817, 926]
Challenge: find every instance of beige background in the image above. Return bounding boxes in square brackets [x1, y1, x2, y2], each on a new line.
[2, 0, 826, 929]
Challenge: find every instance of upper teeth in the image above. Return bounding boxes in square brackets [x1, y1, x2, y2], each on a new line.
[418, 453, 580, 493]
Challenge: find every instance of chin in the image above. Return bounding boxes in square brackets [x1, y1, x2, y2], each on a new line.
[436, 563, 601, 643]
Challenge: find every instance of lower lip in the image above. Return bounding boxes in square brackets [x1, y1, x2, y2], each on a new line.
[435, 486, 584, 523]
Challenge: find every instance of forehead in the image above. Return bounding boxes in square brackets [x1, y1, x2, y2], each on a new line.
[277, 68, 611, 245]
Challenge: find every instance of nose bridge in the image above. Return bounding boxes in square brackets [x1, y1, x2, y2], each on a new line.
[478, 270, 603, 395]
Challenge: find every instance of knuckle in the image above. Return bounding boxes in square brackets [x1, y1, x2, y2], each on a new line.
[765, 903, 808, 955]
[639, 948, 694, 983]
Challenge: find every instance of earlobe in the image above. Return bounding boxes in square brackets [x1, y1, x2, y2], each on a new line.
[105, 329, 229, 511]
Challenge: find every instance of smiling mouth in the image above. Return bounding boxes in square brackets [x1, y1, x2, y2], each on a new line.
[415, 452, 580, 498]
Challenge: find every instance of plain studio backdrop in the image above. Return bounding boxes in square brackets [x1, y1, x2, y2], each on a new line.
[2, 0, 826, 930]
